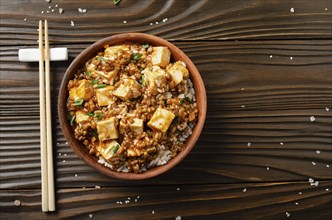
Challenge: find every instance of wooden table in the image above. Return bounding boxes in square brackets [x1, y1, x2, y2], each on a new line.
[1, 0, 332, 219]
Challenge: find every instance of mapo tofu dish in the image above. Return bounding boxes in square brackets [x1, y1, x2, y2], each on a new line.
[67, 43, 198, 173]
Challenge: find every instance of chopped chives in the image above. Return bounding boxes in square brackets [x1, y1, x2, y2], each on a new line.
[131, 53, 142, 60]
[73, 99, 84, 106]
[86, 70, 91, 77]
[92, 79, 98, 85]
[113, 0, 121, 5]
[110, 144, 120, 155]
[94, 84, 107, 89]
[86, 113, 94, 117]
[94, 112, 103, 120]
[70, 116, 76, 126]
[142, 44, 149, 49]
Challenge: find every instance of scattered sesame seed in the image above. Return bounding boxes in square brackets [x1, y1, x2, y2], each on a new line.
[290, 56, 293, 60]
[241, 88, 244, 91]
[325, 107, 330, 112]
[82, 9, 87, 13]
[312, 161, 316, 166]
[65, 142, 68, 145]
[326, 164, 330, 168]
[128, 197, 131, 200]
[78, 8, 83, 13]
[162, 18, 168, 23]
[24, 18, 27, 21]
[75, 174, 78, 177]
[14, 200, 21, 206]
[48, 6, 51, 9]
[46, 11, 50, 13]
[95, 186, 101, 189]
[150, 23, 153, 25]
[326, 188, 330, 191]
[266, 167, 270, 170]
[125, 200, 129, 204]
[295, 202, 299, 205]
[175, 216, 182, 220]
[316, 150, 321, 154]
[269, 55, 273, 58]
[290, 8, 295, 13]
[312, 181, 319, 186]
[119, 201, 122, 204]
[63, 160, 66, 163]
[310, 116, 316, 122]
[59, 8, 64, 14]
[45, 0, 51, 2]
[41, 11, 44, 14]
[152, 211, 155, 214]
[325, 8, 328, 11]
[241, 105, 245, 108]
[243, 188, 247, 192]
[55, 4, 58, 7]
[137, 196, 140, 199]
[116, 201, 120, 204]
[247, 142, 251, 147]
[309, 178, 314, 183]
[298, 191, 302, 195]
[56, 142, 60, 145]
[64, 154, 67, 156]
[286, 212, 291, 218]
[155, 21, 159, 24]
[123, 20, 127, 23]
[280, 142, 284, 146]
[71, 21, 75, 26]
[58, 153, 62, 156]
[134, 199, 138, 202]
[89, 213, 93, 218]
[177, 187, 180, 191]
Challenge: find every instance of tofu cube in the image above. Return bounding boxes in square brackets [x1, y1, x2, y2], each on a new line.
[113, 78, 140, 101]
[144, 66, 166, 90]
[151, 47, 171, 68]
[129, 118, 144, 133]
[96, 86, 114, 107]
[104, 45, 129, 58]
[147, 108, 175, 132]
[98, 140, 121, 161]
[69, 79, 94, 101]
[95, 70, 118, 81]
[75, 111, 90, 124]
[119, 120, 126, 134]
[96, 117, 119, 141]
[168, 61, 189, 85]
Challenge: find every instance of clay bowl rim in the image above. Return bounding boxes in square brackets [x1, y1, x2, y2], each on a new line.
[58, 33, 207, 180]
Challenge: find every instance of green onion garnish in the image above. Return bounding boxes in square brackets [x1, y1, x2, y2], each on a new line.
[140, 75, 146, 86]
[86, 113, 94, 117]
[131, 53, 142, 60]
[110, 144, 120, 155]
[92, 79, 98, 85]
[73, 99, 84, 106]
[113, 0, 121, 5]
[92, 130, 98, 139]
[96, 56, 107, 61]
[142, 44, 149, 49]
[86, 70, 91, 77]
[94, 112, 103, 120]
[94, 84, 107, 89]
[186, 97, 194, 104]
[180, 98, 185, 104]
[70, 116, 76, 126]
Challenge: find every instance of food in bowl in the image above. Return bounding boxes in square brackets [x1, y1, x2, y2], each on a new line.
[66, 43, 198, 173]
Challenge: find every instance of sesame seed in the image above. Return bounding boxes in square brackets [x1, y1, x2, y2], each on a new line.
[78, 8, 83, 13]
[155, 21, 159, 24]
[51, 9, 54, 12]
[125, 200, 129, 204]
[243, 188, 247, 192]
[316, 150, 321, 154]
[247, 142, 251, 147]
[41, 11, 44, 14]
[134, 199, 137, 202]
[119, 201, 122, 204]
[128, 197, 131, 200]
[137, 196, 140, 199]
[150, 23, 153, 25]
[309, 178, 314, 183]
[241, 88, 244, 91]
[298, 191, 302, 195]
[295, 202, 299, 205]
[312, 161, 316, 166]
[280, 142, 284, 146]
[326, 164, 330, 168]
[89, 213, 93, 218]
[14, 200, 21, 206]
[310, 116, 316, 122]
[325, 107, 330, 112]
[71, 21, 75, 26]
[152, 211, 155, 214]
[290, 8, 295, 13]
[286, 212, 291, 218]
[290, 56, 293, 60]
[269, 55, 273, 58]
[123, 20, 127, 23]
[24, 18, 27, 21]
[46, 11, 49, 13]
[48, 6, 51, 9]
[325, 8, 328, 11]
[313, 181, 319, 186]
[45, 0, 51, 2]
[59, 8, 64, 14]
[177, 187, 180, 191]
[116, 201, 120, 204]
[65, 142, 68, 145]
[326, 188, 330, 191]
[58, 153, 62, 156]
[63, 160, 66, 163]
[95, 186, 101, 189]
[57, 142, 60, 145]
[75, 174, 78, 177]
[82, 9, 87, 13]
[241, 105, 245, 108]
[266, 167, 270, 170]
[55, 4, 58, 7]
[175, 216, 182, 220]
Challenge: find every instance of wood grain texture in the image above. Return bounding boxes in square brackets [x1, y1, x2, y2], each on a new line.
[1, 182, 331, 220]
[0, 0, 332, 45]
[1, 41, 331, 189]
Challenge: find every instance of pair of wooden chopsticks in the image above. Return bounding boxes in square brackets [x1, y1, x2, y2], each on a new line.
[38, 20, 55, 212]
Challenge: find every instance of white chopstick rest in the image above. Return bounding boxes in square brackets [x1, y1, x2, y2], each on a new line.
[19, 48, 68, 62]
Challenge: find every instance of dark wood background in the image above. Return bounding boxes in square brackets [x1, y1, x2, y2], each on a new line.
[1, 0, 332, 219]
